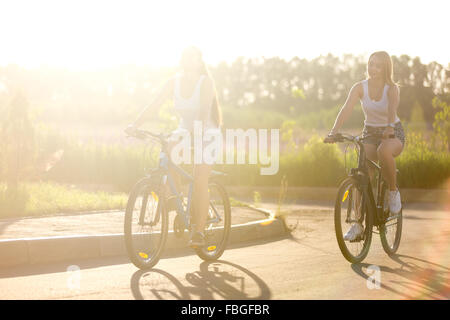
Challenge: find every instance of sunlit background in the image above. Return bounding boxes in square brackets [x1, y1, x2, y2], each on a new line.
[0, 1, 448, 300]
[0, 0, 449, 69]
[0, 0, 448, 219]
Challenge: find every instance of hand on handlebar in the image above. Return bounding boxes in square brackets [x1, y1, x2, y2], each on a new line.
[124, 124, 148, 140]
[124, 124, 138, 137]
[324, 132, 342, 143]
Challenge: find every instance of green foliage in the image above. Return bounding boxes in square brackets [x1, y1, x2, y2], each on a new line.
[280, 120, 297, 150]
[291, 88, 306, 100]
[0, 184, 29, 217]
[253, 191, 261, 207]
[222, 105, 287, 129]
[397, 132, 450, 188]
[0, 91, 36, 192]
[0, 182, 127, 218]
[279, 135, 346, 187]
[31, 130, 450, 191]
[1, 54, 445, 126]
[45, 140, 159, 192]
[407, 100, 428, 133]
[432, 97, 450, 151]
[1, 130, 449, 217]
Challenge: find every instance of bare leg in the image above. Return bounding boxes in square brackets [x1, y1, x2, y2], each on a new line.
[364, 143, 379, 182]
[377, 139, 403, 191]
[192, 163, 212, 233]
[354, 144, 378, 220]
[167, 141, 182, 196]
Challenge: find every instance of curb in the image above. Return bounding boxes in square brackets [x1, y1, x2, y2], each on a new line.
[0, 218, 287, 269]
[227, 186, 448, 203]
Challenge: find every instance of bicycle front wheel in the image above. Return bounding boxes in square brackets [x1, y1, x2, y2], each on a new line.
[195, 181, 231, 261]
[335, 177, 373, 263]
[124, 176, 169, 270]
[379, 184, 403, 255]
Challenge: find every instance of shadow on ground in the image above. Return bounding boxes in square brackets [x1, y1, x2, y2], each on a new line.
[130, 260, 271, 300]
[351, 254, 449, 299]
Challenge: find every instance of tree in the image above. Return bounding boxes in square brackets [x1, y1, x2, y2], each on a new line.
[432, 97, 450, 151]
[0, 90, 36, 192]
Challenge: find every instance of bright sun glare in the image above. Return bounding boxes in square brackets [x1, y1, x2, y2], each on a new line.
[0, 0, 448, 69]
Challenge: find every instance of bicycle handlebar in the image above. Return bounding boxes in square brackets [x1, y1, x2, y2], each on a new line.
[125, 128, 169, 145]
[324, 132, 395, 144]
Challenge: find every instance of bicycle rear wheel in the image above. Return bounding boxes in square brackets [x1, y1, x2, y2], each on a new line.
[124, 176, 168, 270]
[195, 181, 231, 261]
[379, 184, 403, 255]
[335, 177, 373, 263]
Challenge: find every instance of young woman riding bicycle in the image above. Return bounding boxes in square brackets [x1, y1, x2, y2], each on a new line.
[325, 51, 405, 242]
[126, 46, 223, 248]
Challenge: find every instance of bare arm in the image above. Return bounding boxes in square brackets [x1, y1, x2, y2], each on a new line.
[329, 82, 362, 134]
[131, 78, 174, 128]
[382, 84, 400, 138]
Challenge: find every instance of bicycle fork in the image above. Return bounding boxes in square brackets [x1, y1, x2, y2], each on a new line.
[138, 179, 165, 227]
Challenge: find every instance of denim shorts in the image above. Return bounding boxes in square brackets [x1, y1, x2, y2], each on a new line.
[362, 122, 405, 147]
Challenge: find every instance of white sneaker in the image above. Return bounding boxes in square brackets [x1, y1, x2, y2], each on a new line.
[344, 223, 364, 241]
[388, 190, 402, 214]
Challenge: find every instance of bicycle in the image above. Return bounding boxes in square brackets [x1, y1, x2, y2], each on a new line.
[324, 132, 403, 263]
[124, 129, 231, 270]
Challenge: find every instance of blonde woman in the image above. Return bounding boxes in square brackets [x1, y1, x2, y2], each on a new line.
[325, 51, 405, 241]
[126, 46, 222, 247]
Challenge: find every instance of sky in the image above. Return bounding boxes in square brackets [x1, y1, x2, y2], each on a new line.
[0, 0, 448, 69]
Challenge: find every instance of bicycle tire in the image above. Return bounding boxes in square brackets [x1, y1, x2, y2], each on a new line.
[124, 176, 169, 270]
[335, 177, 373, 263]
[194, 181, 231, 261]
[379, 184, 403, 255]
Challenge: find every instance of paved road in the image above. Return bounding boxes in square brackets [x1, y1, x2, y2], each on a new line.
[0, 203, 448, 299]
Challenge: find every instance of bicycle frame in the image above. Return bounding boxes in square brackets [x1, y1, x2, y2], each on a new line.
[141, 140, 222, 231]
[347, 138, 388, 227]
[159, 150, 195, 228]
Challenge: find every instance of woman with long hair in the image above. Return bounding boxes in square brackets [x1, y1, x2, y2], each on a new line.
[325, 51, 405, 241]
[126, 46, 222, 247]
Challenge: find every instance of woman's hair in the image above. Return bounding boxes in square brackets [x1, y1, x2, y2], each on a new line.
[367, 51, 396, 87]
[180, 46, 222, 127]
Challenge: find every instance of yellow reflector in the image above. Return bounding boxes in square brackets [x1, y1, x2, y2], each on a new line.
[260, 219, 274, 226]
[342, 190, 349, 202]
[207, 246, 216, 251]
[151, 191, 158, 202]
[138, 252, 149, 259]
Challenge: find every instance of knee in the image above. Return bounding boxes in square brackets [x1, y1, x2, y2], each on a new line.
[377, 145, 391, 160]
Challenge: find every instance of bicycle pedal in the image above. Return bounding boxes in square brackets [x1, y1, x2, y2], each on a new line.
[166, 196, 177, 212]
[349, 235, 364, 243]
[173, 214, 185, 238]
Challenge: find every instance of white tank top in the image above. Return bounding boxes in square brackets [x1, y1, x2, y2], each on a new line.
[360, 79, 400, 127]
[173, 74, 217, 131]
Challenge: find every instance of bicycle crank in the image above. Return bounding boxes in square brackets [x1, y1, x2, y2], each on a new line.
[173, 214, 186, 238]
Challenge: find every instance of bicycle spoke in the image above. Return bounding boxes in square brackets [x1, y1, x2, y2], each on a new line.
[125, 178, 168, 269]
[336, 179, 372, 263]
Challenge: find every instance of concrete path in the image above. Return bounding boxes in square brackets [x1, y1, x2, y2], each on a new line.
[0, 201, 448, 299]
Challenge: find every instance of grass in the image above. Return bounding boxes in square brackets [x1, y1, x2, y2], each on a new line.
[1, 122, 449, 219]
[41, 131, 450, 191]
[0, 182, 127, 218]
